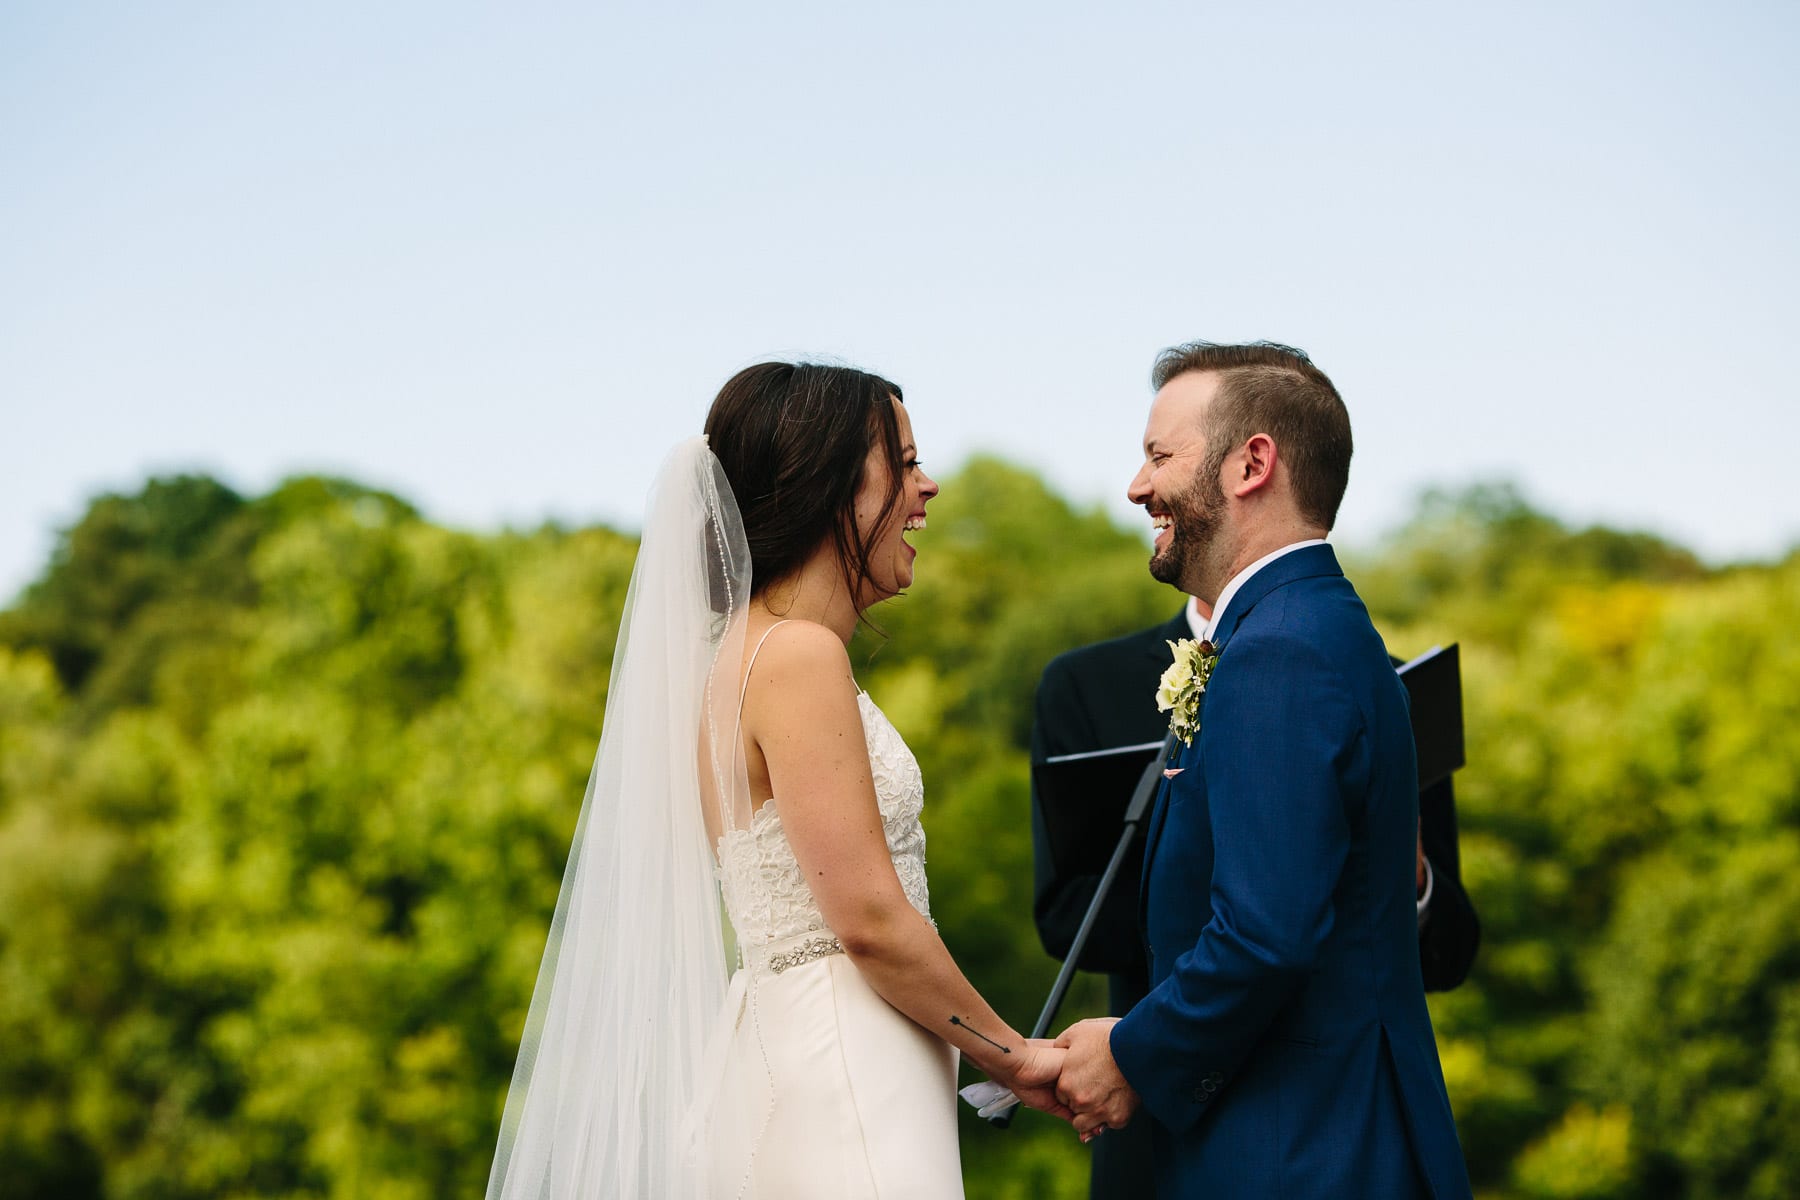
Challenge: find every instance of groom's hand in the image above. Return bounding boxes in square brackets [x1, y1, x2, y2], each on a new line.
[1053, 1018, 1140, 1140]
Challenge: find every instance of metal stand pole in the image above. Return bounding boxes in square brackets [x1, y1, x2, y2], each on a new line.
[988, 734, 1175, 1128]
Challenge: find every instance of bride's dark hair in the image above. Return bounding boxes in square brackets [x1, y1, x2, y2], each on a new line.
[704, 361, 908, 604]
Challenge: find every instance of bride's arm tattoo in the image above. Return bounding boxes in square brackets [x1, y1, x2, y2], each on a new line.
[948, 1015, 1010, 1053]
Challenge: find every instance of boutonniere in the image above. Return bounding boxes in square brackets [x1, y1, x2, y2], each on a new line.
[1156, 638, 1219, 747]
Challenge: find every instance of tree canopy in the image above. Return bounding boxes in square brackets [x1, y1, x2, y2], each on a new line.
[1, 464, 1794, 1198]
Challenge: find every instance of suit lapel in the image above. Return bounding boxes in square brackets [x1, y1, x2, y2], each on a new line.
[1136, 609, 1194, 866]
[1138, 721, 1194, 935]
[1136, 611, 1191, 936]
[1137, 777, 1172, 936]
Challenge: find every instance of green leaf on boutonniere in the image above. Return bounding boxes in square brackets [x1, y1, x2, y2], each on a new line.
[1155, 638, 1219, 746]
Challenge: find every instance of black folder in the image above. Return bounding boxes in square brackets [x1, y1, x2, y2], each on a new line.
[1034, 644, 1464, 879]
[1033, 741, 1163, 882]
[1396, 643, 1465, 788]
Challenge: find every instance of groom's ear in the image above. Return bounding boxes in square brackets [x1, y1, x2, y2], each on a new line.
[1229, 433, 1278, 498]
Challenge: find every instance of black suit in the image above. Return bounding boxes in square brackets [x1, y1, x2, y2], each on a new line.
[1030, 608, 1480, 1200]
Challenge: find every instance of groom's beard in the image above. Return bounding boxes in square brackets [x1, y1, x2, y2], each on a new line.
[1149, 468, 1225, 591]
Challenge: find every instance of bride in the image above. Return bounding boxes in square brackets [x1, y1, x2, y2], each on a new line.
[487, 362, 1069, 1198]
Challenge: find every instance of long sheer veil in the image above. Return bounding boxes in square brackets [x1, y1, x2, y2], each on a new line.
[486, 436, 754, 1199]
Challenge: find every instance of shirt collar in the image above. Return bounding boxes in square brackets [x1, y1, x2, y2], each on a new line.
[1200, 539, 1327, 644]
[1184, 595, 1207, 641]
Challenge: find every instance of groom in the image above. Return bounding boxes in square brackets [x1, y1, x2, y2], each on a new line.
[1053, 343, 1472, 1198]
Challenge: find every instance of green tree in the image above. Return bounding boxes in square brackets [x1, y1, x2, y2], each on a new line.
[3, 463, 1795, 1199]
[0, 476, 244, 695]
[1584, 840, 1800, 1198]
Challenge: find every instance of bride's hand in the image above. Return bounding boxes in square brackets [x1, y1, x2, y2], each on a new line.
[998, 1039, 1074, 1122]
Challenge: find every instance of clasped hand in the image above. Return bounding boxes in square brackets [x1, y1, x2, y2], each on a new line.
[1052, 1017, 1140, 1140]
[991, 1019, 1140, 1141]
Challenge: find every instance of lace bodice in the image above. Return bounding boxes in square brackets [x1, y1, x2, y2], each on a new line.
[717, 692, 933, 948]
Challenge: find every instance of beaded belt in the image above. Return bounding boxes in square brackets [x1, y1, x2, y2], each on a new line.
[748, 932, 845, 976]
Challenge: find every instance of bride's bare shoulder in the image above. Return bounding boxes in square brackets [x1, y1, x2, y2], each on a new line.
[744, 619, 857, 705]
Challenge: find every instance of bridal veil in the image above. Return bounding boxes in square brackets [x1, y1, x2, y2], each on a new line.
[486, 437, 755, 1199]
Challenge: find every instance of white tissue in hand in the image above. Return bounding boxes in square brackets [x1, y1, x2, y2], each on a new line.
[958, 1080, 1020, 1119]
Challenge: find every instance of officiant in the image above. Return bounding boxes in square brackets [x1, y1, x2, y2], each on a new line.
[1030, 594, 1481, 1200]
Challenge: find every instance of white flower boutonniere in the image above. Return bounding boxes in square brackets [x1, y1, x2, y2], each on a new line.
[1156, 637, 1219, 746]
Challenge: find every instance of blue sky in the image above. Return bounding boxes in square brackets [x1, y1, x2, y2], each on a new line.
[4, 2, 1797, 604]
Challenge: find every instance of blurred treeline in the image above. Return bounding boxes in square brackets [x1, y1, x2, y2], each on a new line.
[1, 460, 1797, 1200]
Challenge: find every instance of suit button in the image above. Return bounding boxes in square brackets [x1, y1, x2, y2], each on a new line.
[1204, 1072, 1224, 1086]
[1190, 1087, 1207, 1103]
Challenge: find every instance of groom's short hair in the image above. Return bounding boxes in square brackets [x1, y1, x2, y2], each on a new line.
[1151, 341, 1353, 531]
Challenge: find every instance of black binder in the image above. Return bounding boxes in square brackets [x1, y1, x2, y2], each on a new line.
[1033, 741, 1161, 882]
[1396, 644, 1465, 788]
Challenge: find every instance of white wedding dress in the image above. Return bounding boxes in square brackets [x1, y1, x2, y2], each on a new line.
[484, 443, 964, 1200]
[703, 635, 964, 1199]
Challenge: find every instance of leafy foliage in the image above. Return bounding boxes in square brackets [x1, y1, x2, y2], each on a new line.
[1, 466, 1795, 1198]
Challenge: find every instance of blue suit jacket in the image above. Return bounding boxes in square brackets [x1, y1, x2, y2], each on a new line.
[1110, 545, 1472, 1200]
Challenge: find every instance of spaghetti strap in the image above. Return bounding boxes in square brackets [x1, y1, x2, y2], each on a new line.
[736, 619, 794, 718]
[729, 622, 796, 823]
